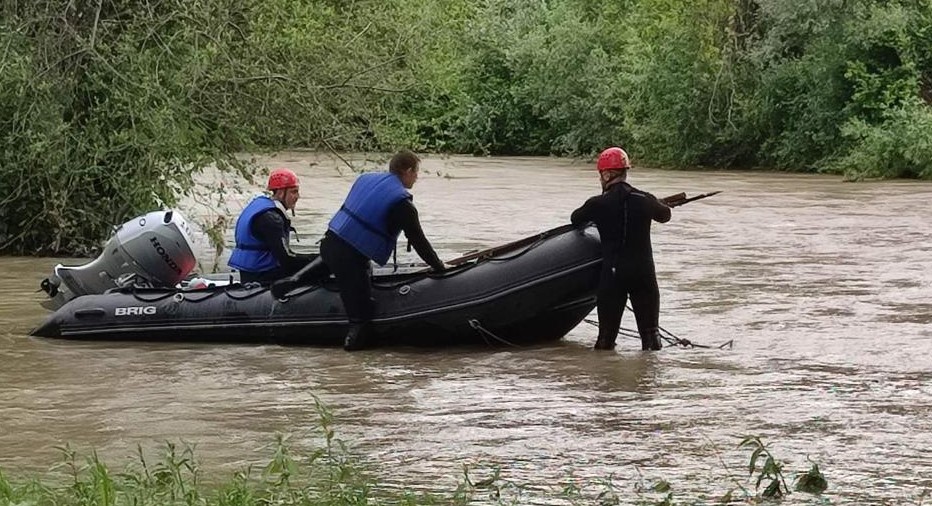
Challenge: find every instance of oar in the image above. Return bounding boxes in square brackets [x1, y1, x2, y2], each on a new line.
[446, 223, 577, 266]
[444, 191, 719, 267]
[661, 190, 722, 208]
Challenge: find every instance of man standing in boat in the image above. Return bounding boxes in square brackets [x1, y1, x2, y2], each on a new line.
[316, 150, 445, 351]
[228, 168, 316, 284]
[570, 147, 671, 351]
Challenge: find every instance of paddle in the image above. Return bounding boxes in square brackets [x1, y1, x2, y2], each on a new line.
[444, 191, 721, 267]
[661, 190, 722, 207]
[446, 223, 577, 266]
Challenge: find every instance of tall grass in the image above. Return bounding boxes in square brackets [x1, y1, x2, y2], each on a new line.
[0, 399, 869, 506]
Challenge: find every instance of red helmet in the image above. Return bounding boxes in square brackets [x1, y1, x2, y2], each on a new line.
[266, 168, 299, 190]
[596, 147, 631, 172]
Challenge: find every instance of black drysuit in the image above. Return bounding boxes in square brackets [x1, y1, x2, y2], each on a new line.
[570, 182, 671, 350]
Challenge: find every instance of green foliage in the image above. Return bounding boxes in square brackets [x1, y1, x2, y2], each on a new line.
[449, 0, 553, 155]
[3, 0, 932, 254]
[0, 1, 254, 255]
[738, 435, 790, 498]
[794, 459, 828, 494]
[0, 0, 436, 254]
[374, 0, 478, 152]
[829, 99, 932, 180]
[519, 2, 628, 155]
[743, 0, 932, 172]
[0, 411, 847, 506]
[733, 434, 832, 501]
[738, 0, 852, 169]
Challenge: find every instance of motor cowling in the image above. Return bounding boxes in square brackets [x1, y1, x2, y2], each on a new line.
[40, 209, 198, 310]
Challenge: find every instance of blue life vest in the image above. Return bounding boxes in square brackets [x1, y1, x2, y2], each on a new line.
[228, 195, 289, 273]
[328, 172, 411, 265]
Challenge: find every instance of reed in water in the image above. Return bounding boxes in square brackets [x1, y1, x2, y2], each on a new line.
[0, 402, 867, 506]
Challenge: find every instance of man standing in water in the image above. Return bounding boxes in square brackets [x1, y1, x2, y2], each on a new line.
[570, 147, 671, 351]
[316, 150, 445, 351]
[228, 168, 316, 284]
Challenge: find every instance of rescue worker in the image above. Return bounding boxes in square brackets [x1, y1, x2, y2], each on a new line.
[228, 168, 315, 284]
[315, 149, 445, 351]
[570, 147, 671, 351]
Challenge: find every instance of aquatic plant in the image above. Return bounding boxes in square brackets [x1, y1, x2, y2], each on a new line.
[0, 406, 909, 506]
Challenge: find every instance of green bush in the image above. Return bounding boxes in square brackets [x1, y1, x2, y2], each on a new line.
[4, 0, 932, 255]
[829, 100, 932, 180]
[0, 1, 252, 255]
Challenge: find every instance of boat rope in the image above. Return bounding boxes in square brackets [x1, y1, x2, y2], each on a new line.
[169, 289, 225, 304]
[468, 319, 520, 348]
[631, 304, 733, 349]
[224, 284, 274, 301]
[583, 317, 733, 350]
[372, 272, 433, 289]
[128, 288, 180, 303]
[484, 235, 549, 263]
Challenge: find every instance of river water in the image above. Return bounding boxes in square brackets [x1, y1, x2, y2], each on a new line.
[1, 154, 930, 504]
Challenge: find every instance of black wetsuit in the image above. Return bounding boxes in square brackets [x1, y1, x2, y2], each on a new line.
[240, 209, 314, 284]
[570, 181, 671, 350]
[320, 198, 444, 325]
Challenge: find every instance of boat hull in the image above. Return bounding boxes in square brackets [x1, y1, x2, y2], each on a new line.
[31, 227, 603, 347]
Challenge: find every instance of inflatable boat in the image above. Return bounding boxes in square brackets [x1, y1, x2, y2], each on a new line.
[31, 210, 603, 347]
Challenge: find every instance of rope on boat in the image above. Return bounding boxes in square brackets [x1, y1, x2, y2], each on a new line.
[128, 288, 180, 303]
[484, 235, 550, 263]
[170, 290, 223, 304]
[468, 319, 520, 348]
[582, 318, 733, 350]
[123, 282, 270, 304]
[224, 283, 274, 301]
[631, 304, 733, 349]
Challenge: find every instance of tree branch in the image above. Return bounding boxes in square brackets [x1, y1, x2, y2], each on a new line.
[88, 0, 102, 50]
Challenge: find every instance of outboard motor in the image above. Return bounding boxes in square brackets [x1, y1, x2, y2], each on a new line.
[40, 209, 198, 310]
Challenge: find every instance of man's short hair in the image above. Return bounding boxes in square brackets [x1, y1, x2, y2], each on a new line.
[389, 150, 420, 174]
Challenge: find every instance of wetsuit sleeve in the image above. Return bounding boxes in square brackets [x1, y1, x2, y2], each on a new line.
[388, 199, 444, 271]
[644, 192, 672, 224]
[571, 197, 599, 226]
[250, 210, 313, 272]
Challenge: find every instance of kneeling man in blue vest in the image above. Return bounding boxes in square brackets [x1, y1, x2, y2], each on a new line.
[229, 150, 447, 351]
[228, 167, 315, 284]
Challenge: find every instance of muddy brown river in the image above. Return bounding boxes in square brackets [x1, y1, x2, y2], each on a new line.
[1, 154, 930, 503]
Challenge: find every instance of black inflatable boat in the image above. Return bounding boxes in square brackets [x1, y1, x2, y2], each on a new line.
[31, 221, 603, 347]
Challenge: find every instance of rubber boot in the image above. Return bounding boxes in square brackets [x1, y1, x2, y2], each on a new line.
[343, 323, 368, 352]
[594, 328, 617, 350]
[641, 328, 662, 351]
[270, 257, 326, 299]
[594, 338, 616, 350]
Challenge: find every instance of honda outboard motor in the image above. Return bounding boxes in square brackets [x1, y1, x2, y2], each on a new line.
[40, 209, 198, 310]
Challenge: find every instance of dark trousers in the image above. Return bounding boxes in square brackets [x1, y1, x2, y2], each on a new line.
[596, 267, 660, 347]
[319, 232, 374, 324]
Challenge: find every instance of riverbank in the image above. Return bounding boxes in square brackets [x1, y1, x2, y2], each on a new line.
[0, 405, 837, 506]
